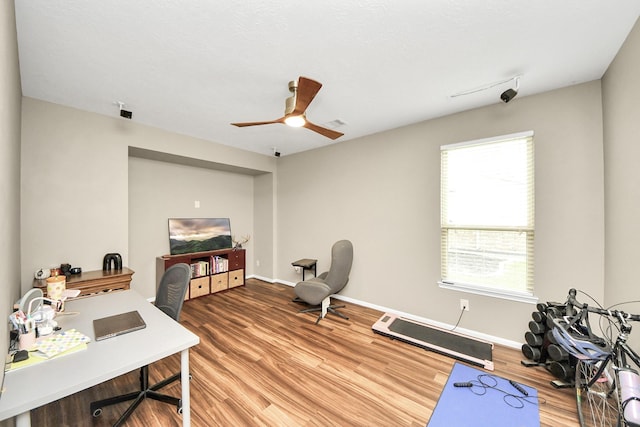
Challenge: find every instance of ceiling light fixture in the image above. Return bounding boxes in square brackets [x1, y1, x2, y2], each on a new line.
[284, 114, 306, 127]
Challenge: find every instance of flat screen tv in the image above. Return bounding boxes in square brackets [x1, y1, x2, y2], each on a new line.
[168, 218, 232, 255]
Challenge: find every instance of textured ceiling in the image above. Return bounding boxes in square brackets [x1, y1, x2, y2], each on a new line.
[14, 1, 640, 157]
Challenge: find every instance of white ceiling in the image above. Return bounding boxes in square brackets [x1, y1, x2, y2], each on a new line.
[14, 1, 640, 157]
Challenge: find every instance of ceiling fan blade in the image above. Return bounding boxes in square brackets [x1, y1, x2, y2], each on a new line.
[293, 77, 322, 115]
[303, 120, 344, 140]
[231, 117, 285, 127]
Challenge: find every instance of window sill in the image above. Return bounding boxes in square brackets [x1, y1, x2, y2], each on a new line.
[438, 281, 539, 304]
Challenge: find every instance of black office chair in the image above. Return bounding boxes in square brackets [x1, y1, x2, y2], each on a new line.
[90, 263, 191, 426]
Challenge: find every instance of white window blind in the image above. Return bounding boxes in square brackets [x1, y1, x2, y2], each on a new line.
[440, 131, 534, 296]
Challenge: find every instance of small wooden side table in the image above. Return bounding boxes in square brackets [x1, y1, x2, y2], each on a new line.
[291, 259, 317, 281]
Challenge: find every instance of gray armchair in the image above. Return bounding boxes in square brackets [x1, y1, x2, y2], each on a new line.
[294, 240, 353, 324]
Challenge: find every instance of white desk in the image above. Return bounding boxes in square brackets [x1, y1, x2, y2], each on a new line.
[0, 290, 200, 426]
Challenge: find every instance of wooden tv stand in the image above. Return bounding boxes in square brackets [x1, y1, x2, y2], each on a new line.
[156, 248, 245, 300]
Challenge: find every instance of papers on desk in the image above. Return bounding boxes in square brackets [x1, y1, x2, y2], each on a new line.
[5, 329, 91, 372]
[33, 329, 90, 358]
[62, 289, 81, 299]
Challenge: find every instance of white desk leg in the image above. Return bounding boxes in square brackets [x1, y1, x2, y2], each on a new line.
[181, 349, 191, 426]
[16, 411, 31, 427]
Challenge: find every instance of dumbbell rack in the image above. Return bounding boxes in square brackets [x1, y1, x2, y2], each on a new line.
[520, 301, 575, 389]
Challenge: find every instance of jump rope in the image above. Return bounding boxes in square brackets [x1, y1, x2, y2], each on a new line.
[454, 375, 546, 409]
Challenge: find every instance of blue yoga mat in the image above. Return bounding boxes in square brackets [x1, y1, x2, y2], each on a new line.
[428, 362, 540, 427]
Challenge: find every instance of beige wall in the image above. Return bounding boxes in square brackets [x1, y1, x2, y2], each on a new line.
[253, 172, 275, 280]
[20, 98, 276, 295]
[603, 20, 640, 310]
[1, 0, 22, 380]
[277, 81, 605, 343]
[1, 3, 22, 425]
[128, 156, 255, 298]
[21, 99, 130, 290]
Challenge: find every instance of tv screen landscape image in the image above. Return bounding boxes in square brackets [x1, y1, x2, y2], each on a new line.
[168, 218, 233, 255]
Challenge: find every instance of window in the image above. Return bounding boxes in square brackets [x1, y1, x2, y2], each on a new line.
[440, 131, 534, 301]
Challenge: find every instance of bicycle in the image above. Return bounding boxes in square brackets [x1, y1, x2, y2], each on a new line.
[551, 288, 640, 427]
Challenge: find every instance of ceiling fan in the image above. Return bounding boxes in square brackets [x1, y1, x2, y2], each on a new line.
[231, 77, 344, 140]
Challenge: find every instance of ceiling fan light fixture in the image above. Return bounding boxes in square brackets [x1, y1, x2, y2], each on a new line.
[284, 115, 306, 127]
[231, 77, 343, 139]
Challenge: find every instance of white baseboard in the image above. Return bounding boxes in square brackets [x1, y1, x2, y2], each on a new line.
[247, 274, 276, 283]
[268, 277, 522, 350]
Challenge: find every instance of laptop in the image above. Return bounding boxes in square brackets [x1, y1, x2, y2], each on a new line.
[93, 310, 146, 341]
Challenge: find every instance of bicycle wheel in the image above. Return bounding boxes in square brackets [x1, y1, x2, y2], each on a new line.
[575, 359, 622, 427]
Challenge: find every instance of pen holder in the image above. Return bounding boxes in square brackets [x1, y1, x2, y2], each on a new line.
[19, 331, 36, 351]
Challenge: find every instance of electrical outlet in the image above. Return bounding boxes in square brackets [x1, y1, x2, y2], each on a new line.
[294, 266, 301, 273]
[256, 260, 260, 267]
[460, 299, 469, 311]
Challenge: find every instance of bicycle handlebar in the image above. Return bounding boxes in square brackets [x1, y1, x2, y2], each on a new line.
[567, 288, 640, 322]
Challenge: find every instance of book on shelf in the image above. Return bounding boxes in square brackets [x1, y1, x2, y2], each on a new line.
[212, 256, 229, 274]
[190, 260, 210, 278]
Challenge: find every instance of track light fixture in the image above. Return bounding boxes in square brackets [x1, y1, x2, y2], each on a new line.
[500, 77, 520, 103]
[116, 101, 132, 119]
[450, 75, 522, 103]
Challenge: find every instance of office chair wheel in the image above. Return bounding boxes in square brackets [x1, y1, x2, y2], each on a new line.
[177, 400, 183, 414]
[92, 407, 102, 417]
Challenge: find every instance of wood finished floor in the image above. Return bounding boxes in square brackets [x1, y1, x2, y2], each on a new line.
[31, 279, 579, 426]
